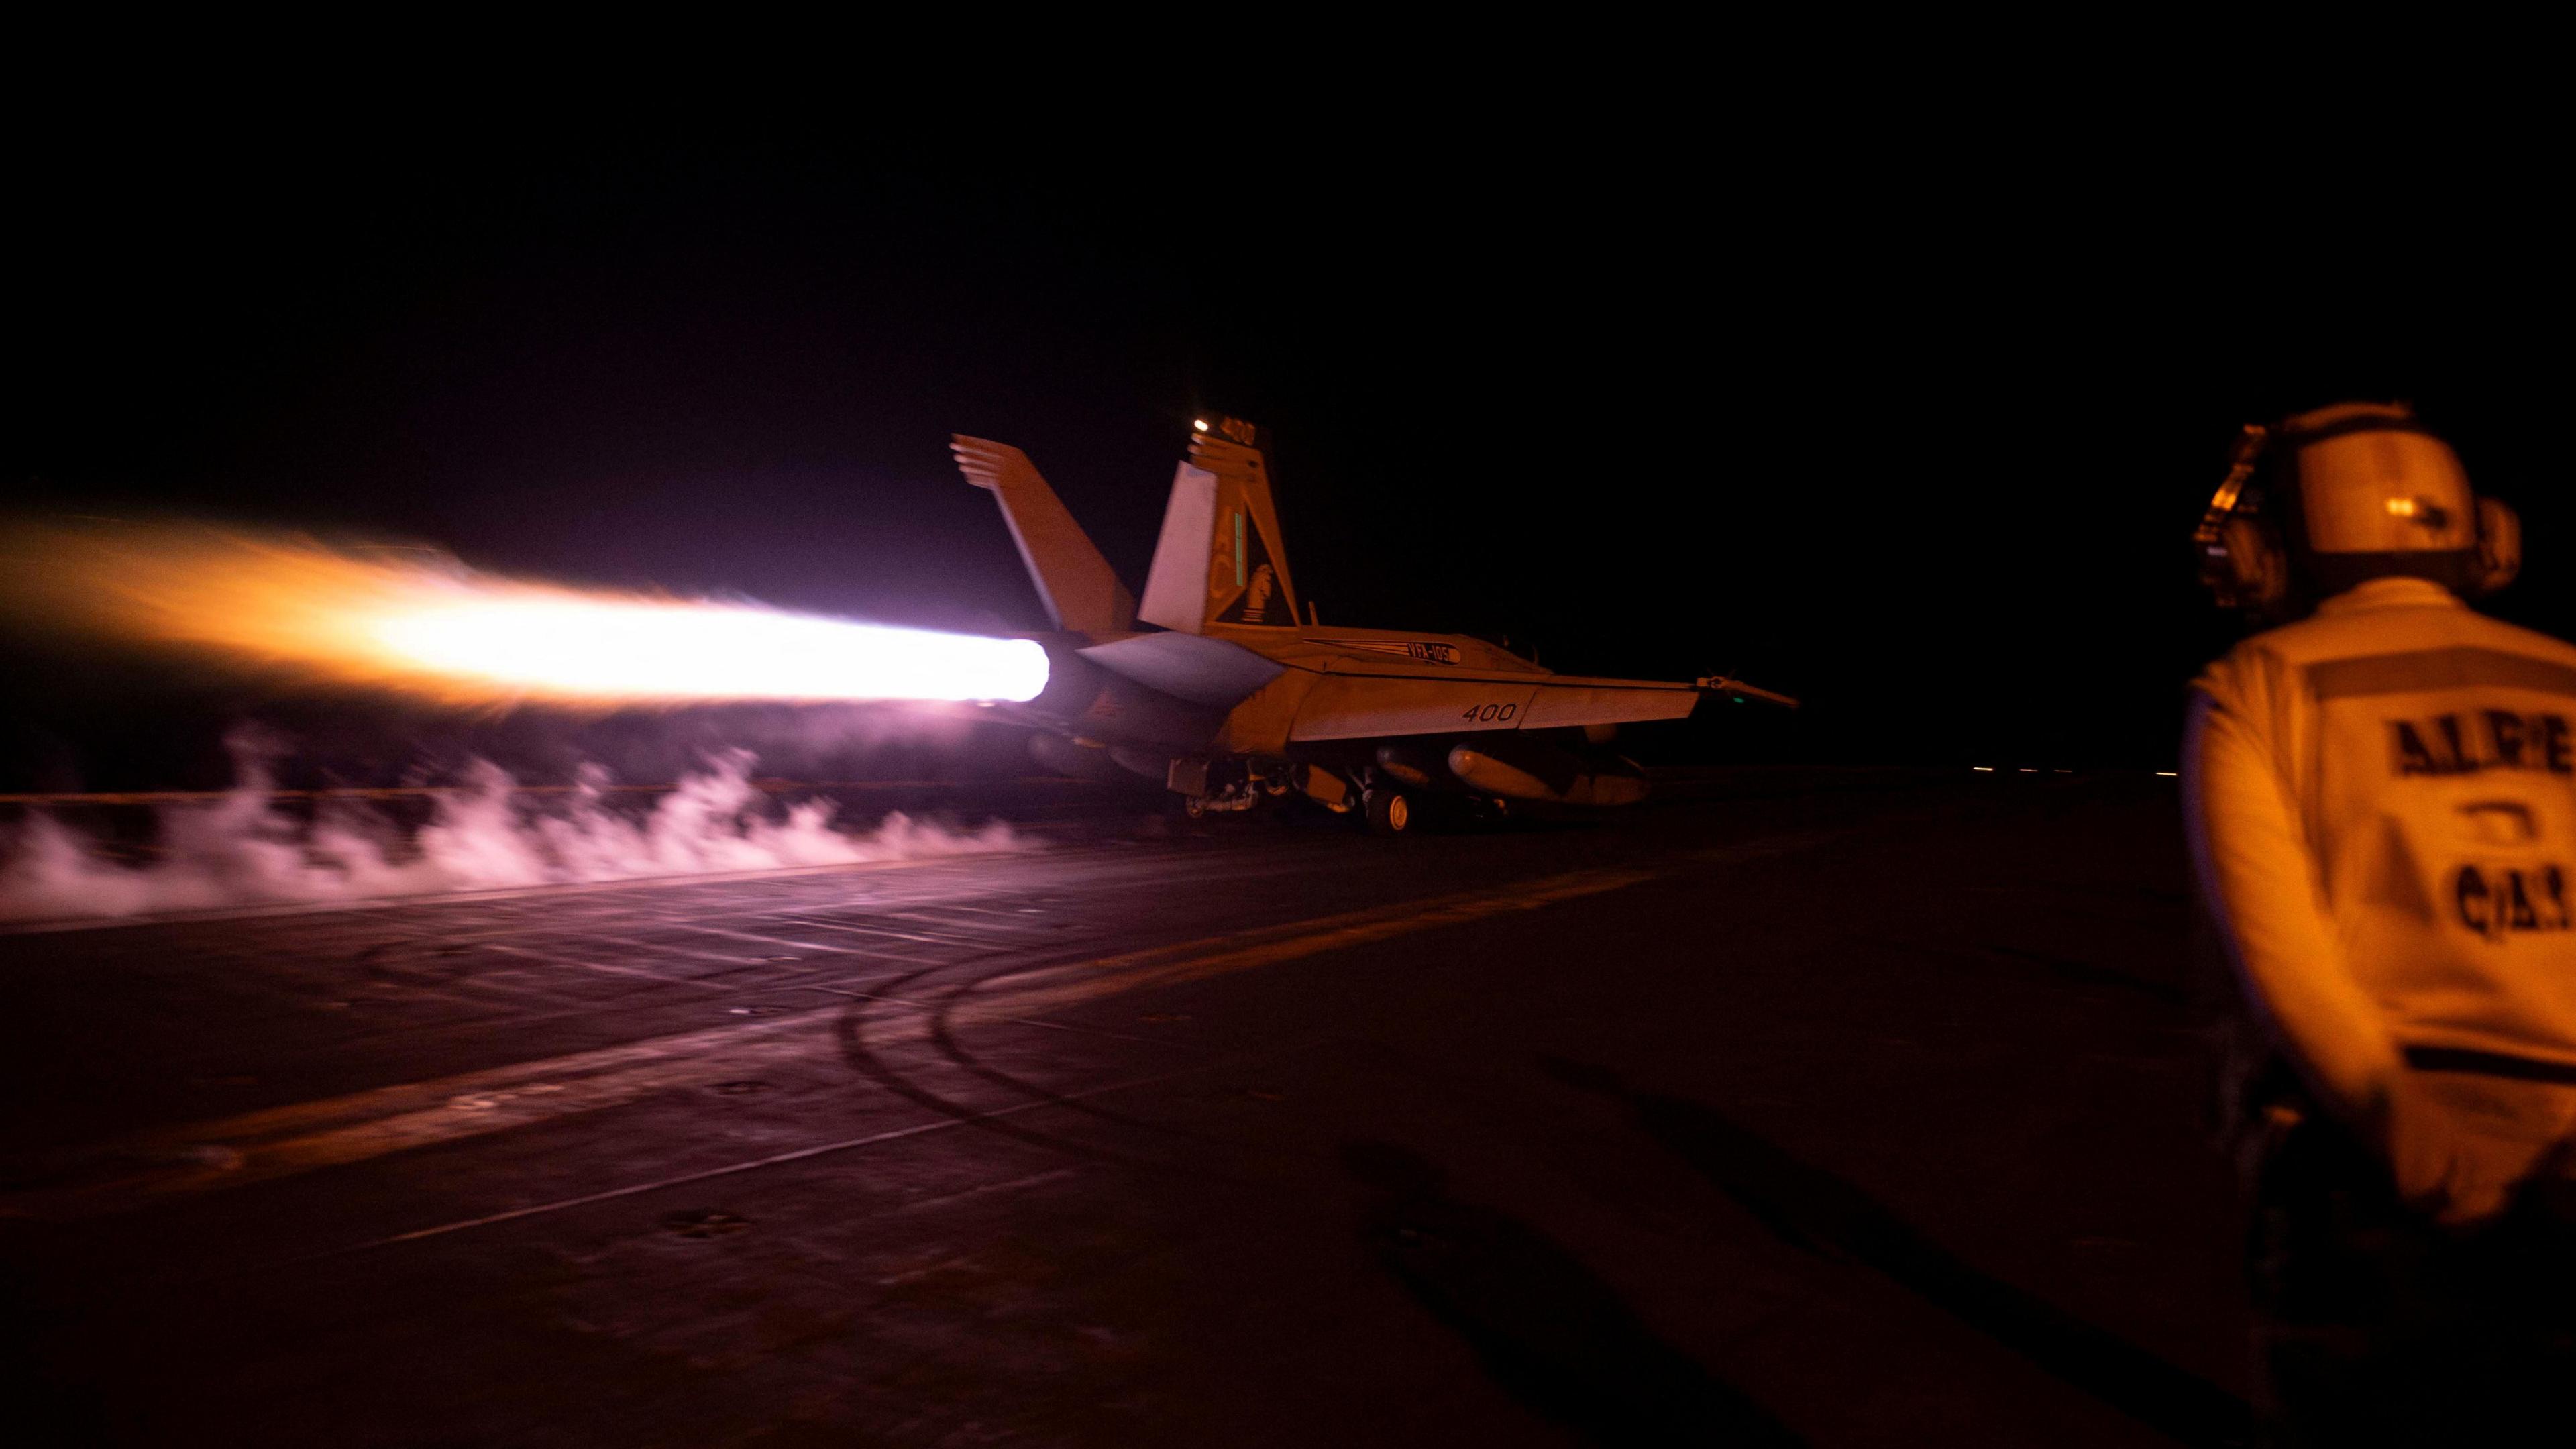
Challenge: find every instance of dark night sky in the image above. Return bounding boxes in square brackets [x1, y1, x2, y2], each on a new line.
[9, 97, 2566, 784]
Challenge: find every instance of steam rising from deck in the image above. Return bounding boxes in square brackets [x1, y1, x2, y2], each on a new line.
[0, 749, 1028, 926]
[1, 524, 1049, 706]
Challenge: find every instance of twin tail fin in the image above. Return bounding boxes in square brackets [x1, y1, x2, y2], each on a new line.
[1138, 417, 1301, 633]
[951, 436, 1136, 636]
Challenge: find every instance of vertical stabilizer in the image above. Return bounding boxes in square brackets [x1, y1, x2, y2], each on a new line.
[1138, 418, 1299, 633]
[951, 436, 1136, 636]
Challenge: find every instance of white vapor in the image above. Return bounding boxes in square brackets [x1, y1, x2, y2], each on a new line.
[0, 749, 1025, 926]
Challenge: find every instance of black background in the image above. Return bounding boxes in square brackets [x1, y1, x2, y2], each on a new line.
[9, 91, 2565, 789]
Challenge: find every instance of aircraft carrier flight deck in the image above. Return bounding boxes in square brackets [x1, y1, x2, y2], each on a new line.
[0, 771, 2250, 1448]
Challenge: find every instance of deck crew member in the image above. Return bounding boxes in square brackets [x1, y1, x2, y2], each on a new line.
[2186, 401, 2572, 1439]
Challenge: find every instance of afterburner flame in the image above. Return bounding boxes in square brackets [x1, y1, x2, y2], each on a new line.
[0, 523, 1049, 705]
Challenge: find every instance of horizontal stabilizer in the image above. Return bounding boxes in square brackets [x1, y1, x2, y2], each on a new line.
[1077, 631, 1284, 708]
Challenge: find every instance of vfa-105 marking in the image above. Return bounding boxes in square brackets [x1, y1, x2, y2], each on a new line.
[952, 416, 1794, 834]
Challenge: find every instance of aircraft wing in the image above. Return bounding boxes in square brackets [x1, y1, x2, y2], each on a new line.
[1696, 674, 1801, 709]
[1286, 669, 1786, 743]
[1069, 621, 1796, 750]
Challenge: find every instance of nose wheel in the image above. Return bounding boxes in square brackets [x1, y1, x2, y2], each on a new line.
[1364, 786, 1413, 835]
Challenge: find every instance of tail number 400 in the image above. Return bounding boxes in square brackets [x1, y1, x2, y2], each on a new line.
[1460, 702, 1519, 723]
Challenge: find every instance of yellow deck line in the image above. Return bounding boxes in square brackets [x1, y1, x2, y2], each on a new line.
[1, 864, 1670, 1219]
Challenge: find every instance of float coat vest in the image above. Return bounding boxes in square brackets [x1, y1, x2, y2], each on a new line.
[2189, 576, 2576, 1218]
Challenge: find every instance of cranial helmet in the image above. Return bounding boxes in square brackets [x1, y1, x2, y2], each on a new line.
[2196, 401, 2519, 620]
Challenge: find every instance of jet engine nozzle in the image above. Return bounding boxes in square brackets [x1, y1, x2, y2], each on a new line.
[1022, 638, 1226, 751]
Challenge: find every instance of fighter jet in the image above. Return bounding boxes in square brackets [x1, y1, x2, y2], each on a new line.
[952, 417, 1794, 834]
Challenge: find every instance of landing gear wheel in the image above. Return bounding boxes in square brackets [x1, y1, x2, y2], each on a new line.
[1365, 786, 1413, 836]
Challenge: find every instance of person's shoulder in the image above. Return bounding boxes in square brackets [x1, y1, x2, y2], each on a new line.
[2461, 610, 2576, 667]
[2200, 604, 2576, 707]
[2212, 610, 2345, 672]
[2194, 628, 2294, 708]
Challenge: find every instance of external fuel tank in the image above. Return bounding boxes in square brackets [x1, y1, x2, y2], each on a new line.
[1444, 735, 1648, 806]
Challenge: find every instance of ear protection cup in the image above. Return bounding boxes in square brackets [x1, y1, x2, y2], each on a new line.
[2218, 515, 2290, 612]
[2473, 498, 2522, 596]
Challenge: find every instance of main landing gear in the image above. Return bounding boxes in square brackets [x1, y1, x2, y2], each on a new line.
[1181, 758, 1292, 820]
[1364, 784, 1414, 836]
[1175, 759, 1427, 836]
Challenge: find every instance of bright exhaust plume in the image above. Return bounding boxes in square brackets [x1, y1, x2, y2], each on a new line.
[0, 524, 1049, 706]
